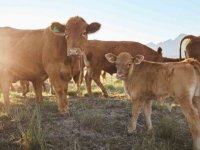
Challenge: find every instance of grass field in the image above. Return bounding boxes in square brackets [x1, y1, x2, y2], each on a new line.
[0, 75, 193, 150]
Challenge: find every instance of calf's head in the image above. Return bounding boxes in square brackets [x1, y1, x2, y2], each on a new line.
[50, 16, 101, 56]
[105, 52, 144, 80]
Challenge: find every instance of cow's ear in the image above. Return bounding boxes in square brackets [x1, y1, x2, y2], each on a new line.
[50, 22, 65, 36]
[86, 22, 101, 34]
[157, 47, 162, 55]
[133, 55, 144, 65]
[105, 53, 117, 63]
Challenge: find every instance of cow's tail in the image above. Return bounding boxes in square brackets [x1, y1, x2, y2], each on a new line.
[179, 35, 196, 59]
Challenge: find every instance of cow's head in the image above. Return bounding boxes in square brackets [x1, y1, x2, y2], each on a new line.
[50, 16, 101, 56]
[105, 52, 144, 80]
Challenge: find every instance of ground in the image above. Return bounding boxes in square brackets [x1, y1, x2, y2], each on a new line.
[0, 76, 193, 150]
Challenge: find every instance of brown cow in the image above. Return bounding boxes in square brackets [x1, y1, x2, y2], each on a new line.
[0, 16, 100, 112]
[84, 41, 178, 98]
[180, 35, 200, 61]
[105, 52, 200, 150]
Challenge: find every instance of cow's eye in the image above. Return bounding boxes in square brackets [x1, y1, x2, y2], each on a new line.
[127, 63, 131, 67]
[82, 31, 87, 37]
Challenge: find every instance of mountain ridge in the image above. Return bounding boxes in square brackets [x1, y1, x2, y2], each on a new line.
[146, 33, 186, 58]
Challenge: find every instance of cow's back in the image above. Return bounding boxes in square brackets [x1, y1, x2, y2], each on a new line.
[86, 40, 161, 75]
[0, 27, 46, 81]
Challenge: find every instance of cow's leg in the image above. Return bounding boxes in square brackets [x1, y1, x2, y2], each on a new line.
[42, 82, 47, 92]
[93, 72, 108, 97]
[193, 96, 200, 119]
[77, 71, 83, 97]
[22, 81, 30, 96]
[73, 72, 82, 97]
[85, 72, 93, 98]
[178, 97, 200, 150]
[50, 84, 55, 95]
[128, 99, 143, 134]
[25, 81, 30, 94]
[49, 75, 68, 113]
[76, 81, 81, 96]
[1, 80, 11, 107]
[32, 80, 43, 103]
[143, 100, 153, 130]
[10, 84, 15, 91]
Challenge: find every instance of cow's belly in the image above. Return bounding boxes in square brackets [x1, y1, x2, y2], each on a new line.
[0, 63, 47, 82]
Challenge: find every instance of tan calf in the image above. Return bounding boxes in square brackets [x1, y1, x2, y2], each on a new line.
[105, 52, 200, 150]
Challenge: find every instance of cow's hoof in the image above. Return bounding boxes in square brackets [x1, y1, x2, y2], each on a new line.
[127, 129, 135, 135]
[4, 106, 11, 112]
[103, 94, 109, 98]
[59, 106, 69, 114]
[147, 127, 153, 132]
[127, 125, 136, 135]
[76, 93, 82, 97]
[36, 100, 43, 103]
[146, 128, 153, 135]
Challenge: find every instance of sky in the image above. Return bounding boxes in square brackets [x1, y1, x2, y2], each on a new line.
[0, 0, 199, 44]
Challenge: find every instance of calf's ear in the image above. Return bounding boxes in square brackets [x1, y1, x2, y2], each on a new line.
[133, 55, 144, 65]
[105, 53, 117, 63]
[87, 22, 101, 34]
[50, 22, 65, 36]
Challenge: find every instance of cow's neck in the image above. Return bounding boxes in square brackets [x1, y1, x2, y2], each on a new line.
[67, 56, 82, 76]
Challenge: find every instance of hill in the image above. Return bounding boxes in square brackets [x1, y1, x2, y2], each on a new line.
[147, 33, 186, 58]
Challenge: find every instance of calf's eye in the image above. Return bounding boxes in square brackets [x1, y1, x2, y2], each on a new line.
[82, 31, 87, 37]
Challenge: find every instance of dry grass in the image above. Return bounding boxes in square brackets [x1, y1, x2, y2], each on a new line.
[0, 75, 193, 150]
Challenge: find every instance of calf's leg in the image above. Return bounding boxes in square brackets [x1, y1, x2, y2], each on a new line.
[143, 100, 153, 130]
[193, 96, 200, 119]
[128, 98, 143, 134]
[178, 97, 200, 150]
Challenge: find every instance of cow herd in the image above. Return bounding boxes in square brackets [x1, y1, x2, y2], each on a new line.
[1, 16, 200, 149]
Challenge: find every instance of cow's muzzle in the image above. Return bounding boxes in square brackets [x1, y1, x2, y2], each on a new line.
[116, 74, 126, 80]
[67, 48, 82, 56]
